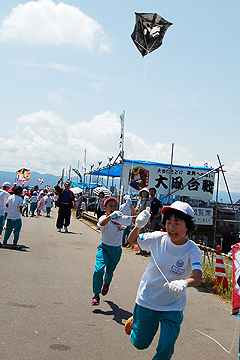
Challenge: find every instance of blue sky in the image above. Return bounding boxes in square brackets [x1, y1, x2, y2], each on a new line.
[0, 0, 239, 194]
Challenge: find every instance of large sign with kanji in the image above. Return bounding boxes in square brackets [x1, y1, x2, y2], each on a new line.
[122, 162, 215, 200]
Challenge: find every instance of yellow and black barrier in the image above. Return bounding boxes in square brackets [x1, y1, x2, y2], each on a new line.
[197, 244, 232, 260]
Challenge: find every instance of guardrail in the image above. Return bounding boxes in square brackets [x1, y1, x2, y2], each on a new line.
[197, 244, 232, 261]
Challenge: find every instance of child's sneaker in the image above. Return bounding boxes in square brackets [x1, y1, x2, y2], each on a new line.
[12, 244, 20, 250]
[57, 228, 61, 232]
[125, 316, 133, 335]
[91, 295, 100, 306]
[64, 227, 68, 233]
[101, 283, 110, 296]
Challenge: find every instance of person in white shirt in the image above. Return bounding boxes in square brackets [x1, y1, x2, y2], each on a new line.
[2, 186, 23, 250]
[126, 201, 202, 360]
[22, 192, 30, 217]
[91, 197, 131, 306]
[29, 191, 38, 216]
[45, 193, 53, 217]
[0, 181, 11, 242]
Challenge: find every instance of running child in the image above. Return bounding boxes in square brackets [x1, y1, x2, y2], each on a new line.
[91, 196, 132, 306]
[126, 201, 202, 360]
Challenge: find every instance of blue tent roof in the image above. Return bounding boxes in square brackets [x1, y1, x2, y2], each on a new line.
[88, 159, 213, 178]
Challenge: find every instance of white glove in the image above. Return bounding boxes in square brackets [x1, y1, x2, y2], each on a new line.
[123, 195, 132, 206]
[110, 210, 121, 219]
[135, 207, 151, 229]
[164, 280, 188, 298]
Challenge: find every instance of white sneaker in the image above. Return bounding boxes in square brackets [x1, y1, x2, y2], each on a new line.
[64, 227, 68, 233]
[57, 228, 61, 232]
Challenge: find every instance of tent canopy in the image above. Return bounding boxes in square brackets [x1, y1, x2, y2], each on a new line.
[87, 159, 213, 177]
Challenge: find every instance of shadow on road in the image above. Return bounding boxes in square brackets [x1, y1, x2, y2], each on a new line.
[1, 244, 30, 252]
[92, 300, 132, 326]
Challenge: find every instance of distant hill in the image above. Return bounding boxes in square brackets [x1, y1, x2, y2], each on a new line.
[0, 170, 60, 189]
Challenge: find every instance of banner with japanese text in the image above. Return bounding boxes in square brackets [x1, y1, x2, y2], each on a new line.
[122, 162, 215, 200]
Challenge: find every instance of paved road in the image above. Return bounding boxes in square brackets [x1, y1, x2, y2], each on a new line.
[0, 208, 238, 360]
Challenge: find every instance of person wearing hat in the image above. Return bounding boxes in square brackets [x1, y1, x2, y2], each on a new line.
[95, 191, 105, 219]
[0, 182, 11, 243]
[125, 201, 202, 360]
[135, 187, 151, 255]
[76, 191, 83, 219]
[2, 186, 23, 250]
[54, 177, 75, 232]
[91, 196, 132, 306]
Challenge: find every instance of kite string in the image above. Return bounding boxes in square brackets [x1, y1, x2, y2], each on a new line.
[127, 57, 149, 196]
[137, 56, 149, 128]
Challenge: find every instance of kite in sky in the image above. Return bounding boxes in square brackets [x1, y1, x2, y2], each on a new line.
[16, 168, 30, 185]
[131, 13, 173, 57]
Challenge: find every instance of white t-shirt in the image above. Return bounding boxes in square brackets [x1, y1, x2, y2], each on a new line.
[45, 196, 52, 207]
[136, 231, 202, 312]
[6, 195, 23, 220]
[98, 215, 124, 247]
[30, 195, 38, 203]
[22, 195, 29, 207]
[0, 189, 10, 216]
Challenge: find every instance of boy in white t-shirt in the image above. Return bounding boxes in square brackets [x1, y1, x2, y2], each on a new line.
[125, 201, 202, 360]
[2, 186, 23, 250]
[91, 197, 132, 306]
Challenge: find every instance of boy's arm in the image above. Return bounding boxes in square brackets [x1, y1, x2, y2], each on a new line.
[99, 216, 111, 227]
[185, 269, 202, 287]
[128, 226, 140, 245]
[129, 204, 137, 217]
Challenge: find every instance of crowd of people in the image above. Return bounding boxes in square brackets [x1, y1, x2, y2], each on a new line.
[0, 178, 202, 359]
[0, 178, 88, 247]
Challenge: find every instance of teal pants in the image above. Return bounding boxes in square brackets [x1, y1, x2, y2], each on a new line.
[0, 215, 5, 232]
[130, 303, 183, 360]
[93, 242, 122, 295]
[3, 219, 22, 245]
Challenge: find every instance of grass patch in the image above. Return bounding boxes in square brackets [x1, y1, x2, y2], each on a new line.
[201, 262, 232, 305]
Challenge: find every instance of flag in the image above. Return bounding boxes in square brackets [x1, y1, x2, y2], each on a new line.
[72, 168, 82, 182]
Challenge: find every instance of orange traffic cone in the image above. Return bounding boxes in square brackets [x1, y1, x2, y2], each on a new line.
[212, 245, 229, 292]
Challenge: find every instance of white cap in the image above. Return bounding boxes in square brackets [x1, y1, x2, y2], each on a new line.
[161, 201, 195, 218]
[3, 182, 11, 188]
[139, 187, 149, 195]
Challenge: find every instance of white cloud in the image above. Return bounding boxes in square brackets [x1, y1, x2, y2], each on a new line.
[0, 109, 208, 176]
[47, 91, 65, 104]
[0, 0, 111, 51]
[89, 81, 104, 92]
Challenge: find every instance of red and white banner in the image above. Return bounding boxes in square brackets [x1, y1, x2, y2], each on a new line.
[232, 243, 240, 314]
